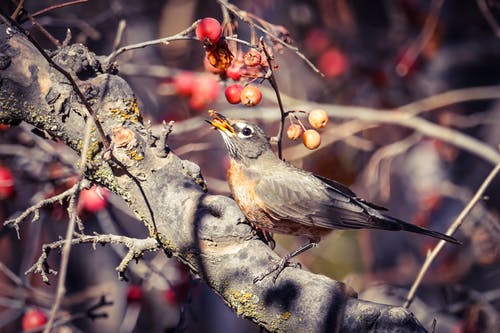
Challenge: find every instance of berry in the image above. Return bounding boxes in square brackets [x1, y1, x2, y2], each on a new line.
[318, 47, 348, 78]
[78, 186, 108, 213]
[243, 49, 262, 67]
[286, 124, 303, 140]
[225, 84, 243, 104]
[240, 85, 262, 107]
[22, 309, 47, 332]
[189, 74, 220, 110]
[226, 62, 242, 81]
[127, 285, 143, 303]
[195, 17, 222, 44]
[304, 28, 330, 55]
[0, 165, 14, 200]
[302, 129, 321, 150]
[173, 72, 196, 96]
[308, 109, 328, 129]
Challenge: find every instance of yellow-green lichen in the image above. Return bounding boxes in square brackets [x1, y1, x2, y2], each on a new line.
[227, 289, 264, 319]
[109, 98, 142, 123]
[280, 311, 291, 321]
[226, 289, 294, 332]
[127, 148, 144, 161]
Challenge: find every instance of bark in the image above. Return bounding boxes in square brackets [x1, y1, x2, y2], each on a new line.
[0, 14, 427, 332]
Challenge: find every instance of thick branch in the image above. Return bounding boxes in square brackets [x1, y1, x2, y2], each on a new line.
[0, 15, 426, 332]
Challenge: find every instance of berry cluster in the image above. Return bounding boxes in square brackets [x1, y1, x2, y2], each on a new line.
[196, 17, 267, 108]
[195, 18, 332, 151]
[287, 109, 329, 150]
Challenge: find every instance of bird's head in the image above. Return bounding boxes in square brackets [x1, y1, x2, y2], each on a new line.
[207, 111, 272, 162]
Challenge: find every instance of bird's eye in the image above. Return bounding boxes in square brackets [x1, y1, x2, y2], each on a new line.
[239, 126, 254, 138]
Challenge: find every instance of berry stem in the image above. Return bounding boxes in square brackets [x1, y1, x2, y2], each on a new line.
[260, 39, 286, 160]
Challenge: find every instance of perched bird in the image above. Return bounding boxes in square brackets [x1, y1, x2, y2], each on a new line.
[207, 111, 460, 282]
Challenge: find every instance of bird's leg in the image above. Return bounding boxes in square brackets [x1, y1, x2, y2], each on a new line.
[253, 241, 318, 283]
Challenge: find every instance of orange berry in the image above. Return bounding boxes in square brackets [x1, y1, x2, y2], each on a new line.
[240, 85, 262, 107]
[286, 124, 303, 140]
[308, 109, 328, 129]
[302, 129, 321, 150]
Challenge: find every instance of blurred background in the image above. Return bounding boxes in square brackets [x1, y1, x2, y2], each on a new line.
[1, 0, 500, 332]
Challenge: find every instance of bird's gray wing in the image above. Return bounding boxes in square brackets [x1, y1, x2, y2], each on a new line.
[254, 170, 373, 230]
[315, 174, 388, 211]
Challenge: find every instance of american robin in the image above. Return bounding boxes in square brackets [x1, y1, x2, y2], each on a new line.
[207, 111, 460, 282]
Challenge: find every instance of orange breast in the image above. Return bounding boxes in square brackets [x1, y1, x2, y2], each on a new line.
[226, 160, 329, 240]
[227, 160, 274, 230]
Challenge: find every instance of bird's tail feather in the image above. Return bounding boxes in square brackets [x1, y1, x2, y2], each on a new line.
[379, 215, 461, 245]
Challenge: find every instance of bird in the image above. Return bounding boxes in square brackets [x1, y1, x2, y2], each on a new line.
[206, 111, 460, 282]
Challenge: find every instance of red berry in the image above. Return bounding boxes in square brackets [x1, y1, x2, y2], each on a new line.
[304, 28, 330, 55]
[226, 62, 242, 81]
[308, 109, 328, 129]
[318, 47, 348, 78]
[195, 17, 222, 44]
[189, 74, 220, 110]
[22, 309, 47, 332]
[302, 129, 321, 150]
[286, 124, 303, 140]
[173, 72, 196, 96]
[225, 84, 243, 104]
[163, 288, 177, 305]
[127, 285, 143, 303]
[0, 165, 14, 200]
[78, 186, 108, 213]
[240, 85, 262, 107]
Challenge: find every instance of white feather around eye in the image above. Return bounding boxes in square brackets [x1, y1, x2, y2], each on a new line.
[236, 123, 254, 138]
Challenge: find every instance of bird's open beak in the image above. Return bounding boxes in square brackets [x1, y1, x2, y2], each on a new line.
[206, 110, 236, 135]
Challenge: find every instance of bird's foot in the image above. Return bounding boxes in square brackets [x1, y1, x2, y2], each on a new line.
[253, 241, 317, 283]
[253, 258, 300, 284]
[238, 219, 275, 249]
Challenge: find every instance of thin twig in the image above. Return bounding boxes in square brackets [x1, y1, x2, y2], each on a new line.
[4, 183, 79, 237]
[217, 0, 323, 76]
[10, 0, 25, 20]
[364, 133, 423, 193]
[397, 85, 500, 115]
[43, 184, 79, 333]
[260, 40, 286, 159]
[43, 117, 93, 333]
[396, 0, 444, 76]
[107, 20, 200, 63]
[31, 0, 89, 18]
[111, 19, 127, 51]
[27, 12, 61, 47]
[404, 162, 500, 308]
[477, 0, 500, 38]
[0, 261, 23, 286]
